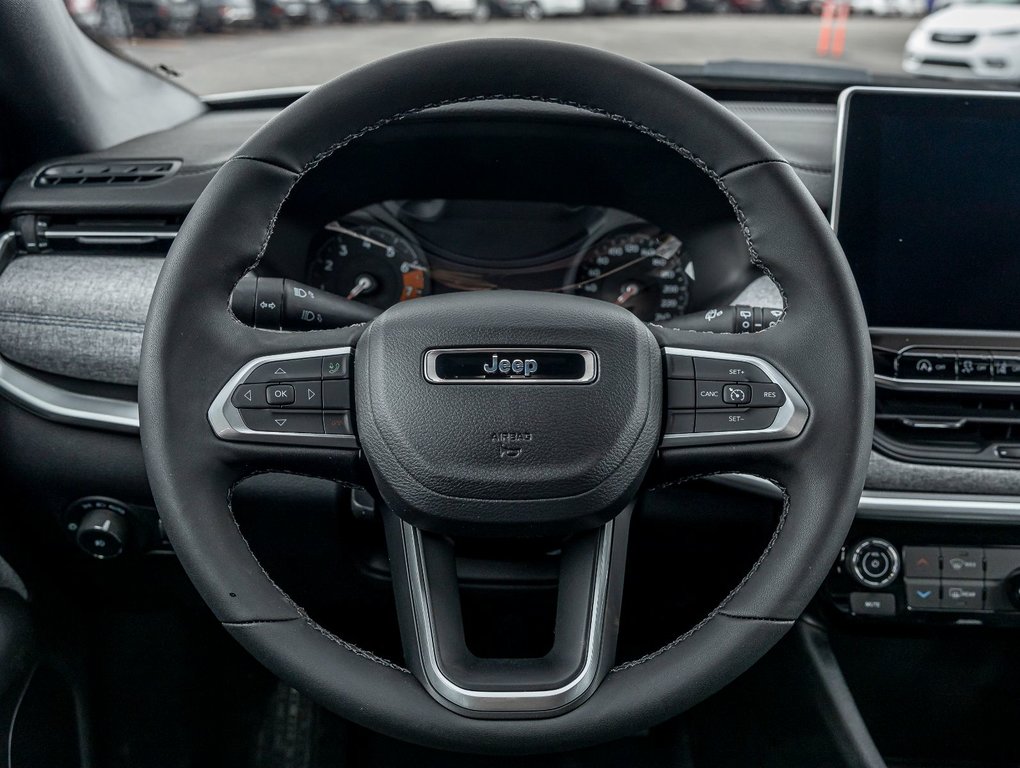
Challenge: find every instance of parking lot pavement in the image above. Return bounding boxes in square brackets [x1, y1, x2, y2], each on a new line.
[119, 16, 918, 95]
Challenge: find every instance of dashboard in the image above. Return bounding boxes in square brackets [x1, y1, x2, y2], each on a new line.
[4, 83, 1020, 767]
[299, 200, 763, 323]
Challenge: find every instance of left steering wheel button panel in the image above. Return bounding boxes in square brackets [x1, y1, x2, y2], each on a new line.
[240, 410, 324, 434]
[209, 348, 357, 445]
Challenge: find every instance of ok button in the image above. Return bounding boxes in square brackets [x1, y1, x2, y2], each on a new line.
[266, 384, 296, 405]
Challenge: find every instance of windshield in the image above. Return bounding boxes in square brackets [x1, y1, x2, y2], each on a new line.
[64, 0, 1020, 95]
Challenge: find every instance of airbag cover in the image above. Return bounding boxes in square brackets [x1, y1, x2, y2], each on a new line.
[354, 291, 661, 533]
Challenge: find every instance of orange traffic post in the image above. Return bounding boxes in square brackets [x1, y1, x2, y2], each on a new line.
[816, 0, 836, 56]
[830, 0, 851, 58]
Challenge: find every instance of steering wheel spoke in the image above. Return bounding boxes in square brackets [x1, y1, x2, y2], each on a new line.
[384, 506, 631, 717]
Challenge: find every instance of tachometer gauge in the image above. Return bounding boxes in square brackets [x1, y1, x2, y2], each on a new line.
[570, 229, 690, 322]
[307, 222, 429, 310]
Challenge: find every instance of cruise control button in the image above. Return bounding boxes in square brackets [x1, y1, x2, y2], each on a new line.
[665, 411, 695, 435]
[693, 357, 771, 383]
[695, 407, 779, 433]
[321, 354, 350, 379]
[942, 580, 983, 610]
[231, 384, 267, 409]
[323, 380, 351, 410]
[240, 410, 324, 434]
[323, 411, 354, 435]
[849, 592, 896, 617]
[905, 578, 940, 610]
[749, 382, 786, 407]
[266, 384, 295, 405]
[722, 384, 751, 405]
[246, 357, 322, 383]
[941, 547, 983, 579]
[665, 354, 694, 379]
[696, 381, 727, 408]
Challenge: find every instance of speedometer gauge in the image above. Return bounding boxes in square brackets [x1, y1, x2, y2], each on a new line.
[307, 222, 429, 310]
[571, 228, 690, 322]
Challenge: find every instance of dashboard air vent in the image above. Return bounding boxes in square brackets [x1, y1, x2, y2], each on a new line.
[875, 388, 1020, 467]
[34, 160, 181, 188]
[12, 214, 181, 256]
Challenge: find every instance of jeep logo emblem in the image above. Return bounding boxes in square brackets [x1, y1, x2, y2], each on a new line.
[423, 348, 598, 385]
[482, 354, 538, 377]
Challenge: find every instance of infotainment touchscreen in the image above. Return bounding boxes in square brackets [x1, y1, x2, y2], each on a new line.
[833, 88, 1020, 332]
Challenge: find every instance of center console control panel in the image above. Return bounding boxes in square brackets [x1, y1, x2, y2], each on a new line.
[827, 524, 1020, 624]
[870, 331, 1020, 468]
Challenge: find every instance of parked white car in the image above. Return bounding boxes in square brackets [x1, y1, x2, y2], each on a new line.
[381, 0, 484, 17]
[905, 2, 1020, 79]
[852, 0, 924, 15]
[489, 0, 584, 18]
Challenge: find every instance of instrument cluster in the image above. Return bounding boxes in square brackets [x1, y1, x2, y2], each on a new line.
[304, 200, 746, 324]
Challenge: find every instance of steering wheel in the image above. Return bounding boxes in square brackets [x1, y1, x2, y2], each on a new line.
[139, 39, 873, 754]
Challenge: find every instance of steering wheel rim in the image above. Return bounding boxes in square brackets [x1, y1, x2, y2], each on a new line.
[139, 39, 873, 753]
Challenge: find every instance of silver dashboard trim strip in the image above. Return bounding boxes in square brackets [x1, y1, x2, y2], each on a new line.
[401, 517, 613, 713]
[661, 347, 808, 447]
[41, 229, 179, 241]
[713, 473, 1020, 524]
[0, 355, 139, 433]
[875, 372, 1020, 394]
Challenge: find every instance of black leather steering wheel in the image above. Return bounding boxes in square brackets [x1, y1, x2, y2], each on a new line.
[139, 39, 873, 754]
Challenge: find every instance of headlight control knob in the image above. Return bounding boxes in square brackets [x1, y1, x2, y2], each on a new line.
[76, 508, 130, 559]
[848, 538, 900, 588]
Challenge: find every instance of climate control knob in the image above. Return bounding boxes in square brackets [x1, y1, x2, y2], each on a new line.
[848, 538, 900, 588]
[76, 508, 130, 559]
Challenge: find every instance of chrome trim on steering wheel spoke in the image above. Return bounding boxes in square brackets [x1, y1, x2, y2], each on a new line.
[399, 517, 614, 714]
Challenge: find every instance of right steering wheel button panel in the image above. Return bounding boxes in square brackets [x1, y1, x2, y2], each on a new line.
[661, 350, 804, 444]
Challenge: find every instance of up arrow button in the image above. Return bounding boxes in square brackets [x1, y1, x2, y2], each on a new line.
[245, 358, 322, 383]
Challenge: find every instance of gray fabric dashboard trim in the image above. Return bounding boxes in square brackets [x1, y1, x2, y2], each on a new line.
[868, 450, 1020, 496]
[0, 256, 163, 385]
